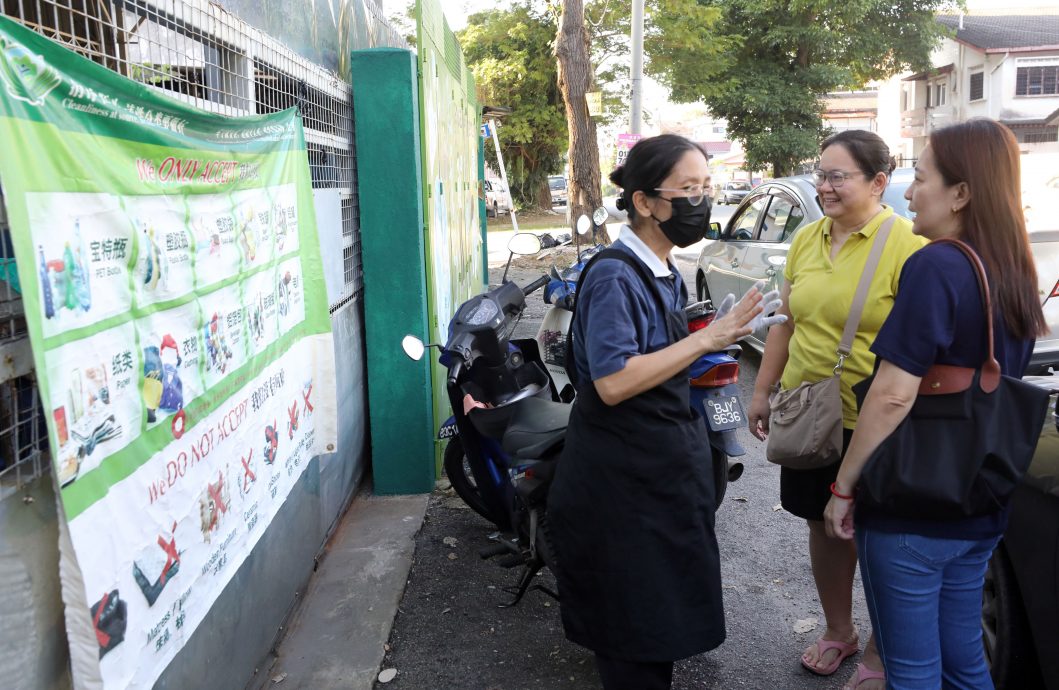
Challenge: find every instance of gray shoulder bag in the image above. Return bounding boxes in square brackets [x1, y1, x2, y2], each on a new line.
[765, 215, 896, 470]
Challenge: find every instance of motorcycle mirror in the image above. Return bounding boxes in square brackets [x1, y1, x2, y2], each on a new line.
[401, 335, 426, 361]
[576, 215, 592, 235]
[767, 255, 787, 267]
[592, 206, 608, 226]
[507, 232, 542, 256]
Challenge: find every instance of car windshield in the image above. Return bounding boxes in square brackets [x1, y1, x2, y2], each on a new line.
[549, 177, 566, 191]
[728, 181, 751, 191]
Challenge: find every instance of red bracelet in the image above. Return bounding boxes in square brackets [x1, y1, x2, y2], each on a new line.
[830, 482, 855, 501]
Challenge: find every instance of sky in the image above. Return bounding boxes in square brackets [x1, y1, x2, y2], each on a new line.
[440, 0, 497, 31]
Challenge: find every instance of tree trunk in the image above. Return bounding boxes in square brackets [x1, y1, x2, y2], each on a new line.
[555, 0, 605, 243]
[538, 179, 553, 210]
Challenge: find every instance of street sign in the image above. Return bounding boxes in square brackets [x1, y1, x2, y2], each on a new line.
[615, 133, 643, 166]
[586, 91, 602, 117]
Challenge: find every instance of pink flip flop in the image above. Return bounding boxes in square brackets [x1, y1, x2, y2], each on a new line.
[800, 637, 860, 676]
[844, 662, 886, 688]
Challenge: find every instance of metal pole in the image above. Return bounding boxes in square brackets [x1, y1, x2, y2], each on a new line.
[489, 119, 519, 233]
[630, 0, 644, 135]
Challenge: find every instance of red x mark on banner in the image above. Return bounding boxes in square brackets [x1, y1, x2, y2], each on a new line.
[240, 448, 256, 492]
[157, 521, 179, 581]
[207, 472, 228, 515]
[302, 383, 313, 413]
[287, 401, 299, 439]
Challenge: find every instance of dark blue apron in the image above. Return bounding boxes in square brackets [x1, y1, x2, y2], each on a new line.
[549, 249, 725, 662]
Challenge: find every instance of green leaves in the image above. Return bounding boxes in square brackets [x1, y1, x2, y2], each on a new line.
[460, 3, 566, 206]
[647, 0, 961, 175]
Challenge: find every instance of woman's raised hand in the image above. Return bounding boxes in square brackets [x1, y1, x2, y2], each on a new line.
[699, 284, 765, 352]
[713, 280, 788, 335]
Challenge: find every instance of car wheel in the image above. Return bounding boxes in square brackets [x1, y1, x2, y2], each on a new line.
[493, 202, 499, 217]
[982, 543, 1044, 688]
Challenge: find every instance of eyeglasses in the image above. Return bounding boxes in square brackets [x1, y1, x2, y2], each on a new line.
[653, 185, 710, 206]
[812, 169, 866, 188]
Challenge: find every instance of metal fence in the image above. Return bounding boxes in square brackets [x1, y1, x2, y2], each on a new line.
[0, 0, 375, 495]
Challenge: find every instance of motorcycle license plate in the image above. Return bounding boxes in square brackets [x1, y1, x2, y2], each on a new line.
[702, 388, 745, 432]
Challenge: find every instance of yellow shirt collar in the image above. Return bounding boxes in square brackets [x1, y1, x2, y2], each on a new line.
[823, 205, 896, 241]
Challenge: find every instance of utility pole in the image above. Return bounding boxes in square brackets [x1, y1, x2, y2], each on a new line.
[630, 0, 644, 135]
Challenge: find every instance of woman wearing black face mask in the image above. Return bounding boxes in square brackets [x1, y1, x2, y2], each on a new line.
[548, 134, 780, 690]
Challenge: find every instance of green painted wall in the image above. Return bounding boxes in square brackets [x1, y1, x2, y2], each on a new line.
[351, 47, 435, 494]
[479, 137, 488, 284]
[416, 0, 485, 468]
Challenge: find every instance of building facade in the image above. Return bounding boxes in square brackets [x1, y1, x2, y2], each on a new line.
[900, 14, 1059, 156]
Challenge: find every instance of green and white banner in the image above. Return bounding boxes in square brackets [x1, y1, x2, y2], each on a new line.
[0, 17, 336, 688]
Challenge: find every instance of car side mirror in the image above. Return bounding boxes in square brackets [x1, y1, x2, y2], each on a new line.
[704, 222, 721, 241]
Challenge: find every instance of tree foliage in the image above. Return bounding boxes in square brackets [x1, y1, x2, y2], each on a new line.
[460, 4, 568, 208]
[648, 0, 960, 176]
[460, 1, 632, 209]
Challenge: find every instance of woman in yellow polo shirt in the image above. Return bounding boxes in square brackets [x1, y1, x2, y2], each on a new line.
[747, 130, 925, 689]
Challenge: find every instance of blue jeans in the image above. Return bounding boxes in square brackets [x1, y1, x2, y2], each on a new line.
[855, 528, 1000, 690]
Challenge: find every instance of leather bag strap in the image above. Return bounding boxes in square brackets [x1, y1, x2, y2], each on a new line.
[836, 214, 897, 368]
[925, 238, 1001, 393]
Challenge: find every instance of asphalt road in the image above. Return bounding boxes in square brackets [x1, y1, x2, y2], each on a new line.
[375, 250, 872, 690]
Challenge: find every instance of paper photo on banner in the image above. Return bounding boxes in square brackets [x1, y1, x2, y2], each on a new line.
[137, 302, 204, 435]
[27, 192, 133, 339]
[244, 270, 279, 357]
[199, 284, 246, 388]
[46, 321, 140, 485]
[231, 188, 275, 267]
[270, 183, 300, 258]
[275, 257, 305, 336]
[189, 193, 241, 290]
[198, 469, 231, 543]
[127, 195, 194, 308]
[90, 589, 128, 659]
[131, 521, 181, 607]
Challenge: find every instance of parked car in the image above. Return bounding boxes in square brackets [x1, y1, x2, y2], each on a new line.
[548, 175, 567, 207]
[483, 179, 512, 218]
[695, 169, 916, 350]
[984, 374, 1059, 688]
[1026, 192, 1059, 375]
[716, 180, 752, 205]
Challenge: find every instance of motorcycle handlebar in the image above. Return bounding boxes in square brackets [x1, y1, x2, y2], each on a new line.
[523, 275, 550, 296]
[447, 359, 463, 387]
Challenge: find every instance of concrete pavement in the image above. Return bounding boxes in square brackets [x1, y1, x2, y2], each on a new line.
[252, 488, 429, 690]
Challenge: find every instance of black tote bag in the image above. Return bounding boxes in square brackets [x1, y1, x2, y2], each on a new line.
[852, 239, 1050, 521]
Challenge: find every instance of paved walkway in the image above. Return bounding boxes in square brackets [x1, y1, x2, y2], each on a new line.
[253, 489, 429, 690]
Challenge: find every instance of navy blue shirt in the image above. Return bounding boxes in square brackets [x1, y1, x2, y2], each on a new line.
[571, 239, 685, 387]
[857, 242, 1036, 538]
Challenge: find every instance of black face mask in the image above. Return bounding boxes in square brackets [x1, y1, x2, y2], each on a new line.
[653, 196, 712, 248]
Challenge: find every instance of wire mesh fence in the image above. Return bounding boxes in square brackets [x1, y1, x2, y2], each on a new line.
[0, 0, 375, 492]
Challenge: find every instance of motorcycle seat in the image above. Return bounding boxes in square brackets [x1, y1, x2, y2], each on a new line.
[502, 397, 570, 460]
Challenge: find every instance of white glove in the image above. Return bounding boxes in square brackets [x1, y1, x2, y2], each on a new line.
[714, 280, 788, 333]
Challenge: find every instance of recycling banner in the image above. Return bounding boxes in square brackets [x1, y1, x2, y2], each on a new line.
[0, 17, 336, 688]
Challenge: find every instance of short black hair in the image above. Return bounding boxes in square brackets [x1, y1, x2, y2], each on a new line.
[820, 130, 895, 178]
[611, 134, 708, 221]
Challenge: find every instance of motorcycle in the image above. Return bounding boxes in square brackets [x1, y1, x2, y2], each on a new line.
[536, 209, 746, 502]
[402, 232, 567, 606]
[536, 211, 605, 401]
